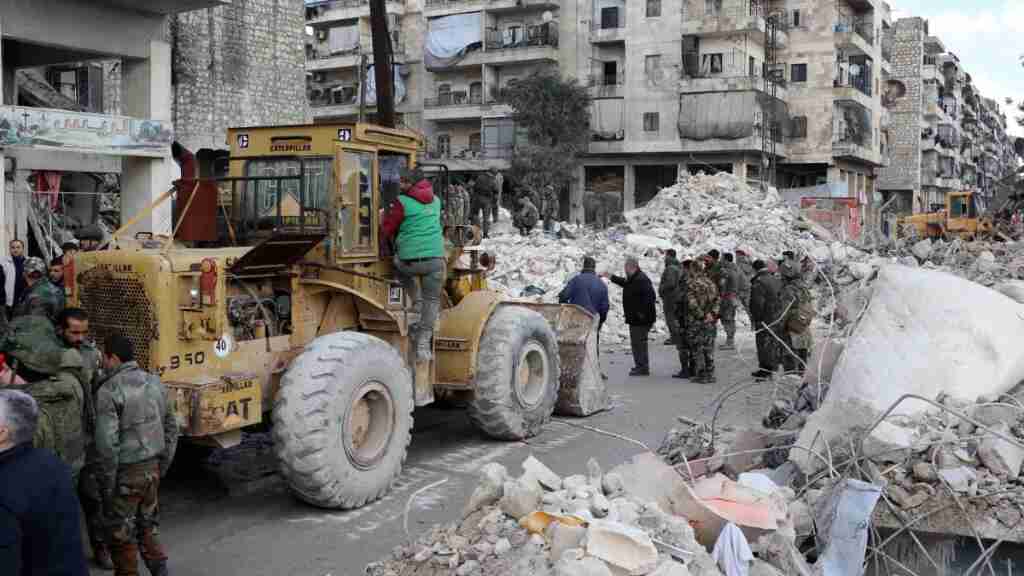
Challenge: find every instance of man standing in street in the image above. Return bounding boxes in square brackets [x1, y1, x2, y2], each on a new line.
[3, 239, 28, 317]
[717, 253, 741, 350]
[13, 256, 64, 325]
[49, 256, 65, 291]
[559, 256, 610, 378]
[96, 335, 179, 576]
[606, 256, 656, 376]
[673, 260, 693, 379]
[779, 260, 814, 374]
[704, 250, 722, 288]
[59, 307, 112, 569]
[381, 167, 446, 361]
[470, 171, 496, 238]
[683, 259, 719, 383]
[0, 389, 90, 576]
[749, 259, 782, 378]
[658, 249, 682, 346]
[490, 168, 504, 223]
[541, 184, 559, 232]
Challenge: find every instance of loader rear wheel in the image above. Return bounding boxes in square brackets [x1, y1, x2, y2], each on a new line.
[468, 306, 560, 440]
[273, 331, 413, 509]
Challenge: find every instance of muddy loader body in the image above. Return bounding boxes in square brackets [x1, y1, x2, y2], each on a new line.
[69, 122, 604, 509]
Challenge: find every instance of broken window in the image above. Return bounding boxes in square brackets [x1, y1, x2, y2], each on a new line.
[791, 63, 808, 83]
[646, 0, 661, 17]
[643, 112, 659, 132]
[702, 53, 723, 75]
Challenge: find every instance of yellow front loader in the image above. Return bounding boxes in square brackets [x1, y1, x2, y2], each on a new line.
[69, 123, 605, 509]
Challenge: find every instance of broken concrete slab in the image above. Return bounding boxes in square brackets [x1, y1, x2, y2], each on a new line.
[649, 560, 694, 576]
[500, 480, 542, 520]
[995, 280, 1024, 304]
[978, 422, 1024, 479]
[971, 403, 1020, 428]
[911, 239, 933, 261]
[555, 550, 614, 576]
[602, 473, 625, 497]
[523, 455, 563, 491]
[586, 520, 660, 576]
[792, 265, 1024, 475]
[463, 462, 509, 517]
[862, 421, 916, 463]
[938, 466, 977, 493]
[548, 522, 587, 562]
[802, 339, 844, 387]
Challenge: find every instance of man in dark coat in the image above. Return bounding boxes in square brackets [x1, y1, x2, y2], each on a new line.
[749, 259, 783, 378]
[605, 256, 656, 376]
[0, 389, 90, 576]
[559, 256, 611, 378]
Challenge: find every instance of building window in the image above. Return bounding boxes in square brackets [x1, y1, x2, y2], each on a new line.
[437, 134, 450, 156]
[646, 0, 661, 18]
[603, 61, 618, 85]
[749, 56, 756, 77]
[504, 25, 523, 46]
[791, 63, 808, 82]
[438, 83, 452, 105]
[643, 112, 659, 132]
[469, 132, 482, 153]
[470, 82, 483, 104]
[705, 0, 722, 15]
[791, 116, 808, 138]
[601, 6, 620, 29]
[702, 53, 723, 74]
[644, 55, 661, 78]
[792, 9, 801, 27]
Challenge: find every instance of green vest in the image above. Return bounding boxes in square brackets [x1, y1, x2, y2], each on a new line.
[396, 195, 444, 260]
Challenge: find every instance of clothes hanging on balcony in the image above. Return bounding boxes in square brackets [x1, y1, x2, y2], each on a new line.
[425, 12, 483, 70]
[363, 64, 407, 105]
[328, 25, 359, 54]
[34, 171, 61, 211]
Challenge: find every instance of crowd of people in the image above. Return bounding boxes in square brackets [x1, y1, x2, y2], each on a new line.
[443, 168, 560, 237]
[0, 233, 179, 576]
[558, 249, 817, 384]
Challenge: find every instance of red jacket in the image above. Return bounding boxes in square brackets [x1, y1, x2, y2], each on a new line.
[381, 179, 435, 241]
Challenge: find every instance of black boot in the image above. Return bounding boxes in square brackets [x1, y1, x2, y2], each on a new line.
[145, 560, 169, 576]
[672, 368, 691, 379]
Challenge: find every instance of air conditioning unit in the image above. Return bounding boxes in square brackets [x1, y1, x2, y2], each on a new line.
[317, 29, 328, 41]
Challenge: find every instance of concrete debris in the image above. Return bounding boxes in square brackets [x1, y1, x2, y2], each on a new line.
[937, 466, 977, 493]
[657, 418, 713, 466]
[586, 520, 660, 575]
[501, 480, 543, 521]
[977, 422, 1024, 479]
[524, 455, 564, 491]
[861, 421, 916, 463]
[650, 560, 693, 576]
[555, 550, 614, 576]
[911, 238, 933, 261]
[464, 462, 509, 517]
[548, 523, 587, 561]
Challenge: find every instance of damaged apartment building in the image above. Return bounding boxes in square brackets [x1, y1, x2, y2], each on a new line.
[878, 16, 1018, 216]
[0, 0, 307, 260]
[304, 0, 1018, 228]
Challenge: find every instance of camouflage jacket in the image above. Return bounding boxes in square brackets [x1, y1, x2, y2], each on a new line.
[658, 257, 682, 303]
[95, 361, 179, 493]
[684, 271, 719, 325]
[515, 200, 539, 229]
[735, 255, 754, 303]
[781, 279, 814, 347]
[75, 342, 104, 455]
[706, 262, 722, 290]
[18, 348, 87, 477]
[13, 279, 64, 324]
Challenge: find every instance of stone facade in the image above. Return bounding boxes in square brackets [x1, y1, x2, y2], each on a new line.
[171, 0, 309, 152]
[877, 17, 924, 198]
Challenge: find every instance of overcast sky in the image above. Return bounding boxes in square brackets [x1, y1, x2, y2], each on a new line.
[889, 0, 1024, 136]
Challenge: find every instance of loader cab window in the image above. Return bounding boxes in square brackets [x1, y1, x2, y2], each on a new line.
[950, 195, 967, 218]
[337, 149, 376, 256]
[244, 157, 331, 219]
[379, 153, 408, 209]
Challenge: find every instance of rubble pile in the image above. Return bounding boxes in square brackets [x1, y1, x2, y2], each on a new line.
[366, 453, 818, 576]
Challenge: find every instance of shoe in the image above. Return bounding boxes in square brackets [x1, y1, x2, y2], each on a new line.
[628, 368, 650, 376]
[93, 543, 114, 571]
[751, 369, 771, 379]
[695, 375, 717, 384]
[672, 370, 691, 379]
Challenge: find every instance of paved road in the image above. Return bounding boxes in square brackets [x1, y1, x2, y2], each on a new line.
[101, 335, 768, 576]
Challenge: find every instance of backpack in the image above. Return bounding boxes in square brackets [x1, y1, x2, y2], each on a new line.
[786, 291, 815, 334]
[1, 315, 65, 377]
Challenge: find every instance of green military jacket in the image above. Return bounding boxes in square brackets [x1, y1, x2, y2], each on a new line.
[781, 280, 815, 350]
[21, 348, 87, 477]
[658, 257, 682, 304]
[95, 361, 179, 493]
[13, 279, 64, 324]
[685, 271, 720, 325]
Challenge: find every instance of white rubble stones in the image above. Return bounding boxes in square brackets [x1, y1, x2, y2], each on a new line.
[650, 560, 693, 576]
[500, 479, 543, 520]
[911, 239, 933, 261]
[548, 522, 587, 561]
[555, 549, 614, 576]
[494, 537, 512, 556]
[587, 458, 603, 488]
[938, 466, 978, 493]
[978, 423, 1024, 479]
[463, 462, 509, 517]
[861, 421, 916, 463]
[524, 455, 564, 491]
[586, 520, 660, 576]
[602, 473, 625, 497]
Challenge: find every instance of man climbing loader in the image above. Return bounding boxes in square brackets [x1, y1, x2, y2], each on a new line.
[67, 122, 606, 510]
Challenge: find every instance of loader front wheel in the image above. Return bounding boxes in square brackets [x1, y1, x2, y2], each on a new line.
[273, 332, 413, 509]
[468, 306, 560, 440]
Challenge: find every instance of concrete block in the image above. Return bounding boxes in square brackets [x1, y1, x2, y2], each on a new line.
[586, 520, 660, 576]
[500, 480, 542, 520]
[555, 552, 614, 576]
[463, 462, 508, 517]
[971, 404, 1019, 428]
[938, 466, 977, 493]
[523, 455, 563, 491]
[649, 560, 693, 576]
[548, 522, 587, 561]
[978, 423, 1024, 479]
[911, 239, 932, 261]
[862, 421, 916, 462]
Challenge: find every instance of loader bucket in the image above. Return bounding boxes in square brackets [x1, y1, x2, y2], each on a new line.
[514, 302, 609, 416]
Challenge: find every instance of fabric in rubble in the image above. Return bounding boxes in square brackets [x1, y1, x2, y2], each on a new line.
[711, 523, 753, 576]
[813, 479, 881, 576]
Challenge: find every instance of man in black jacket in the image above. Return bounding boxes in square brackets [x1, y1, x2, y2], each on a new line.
[748, 259, 783, 378]
[605, 256, 656, 376]
[0, 389, 89, 576]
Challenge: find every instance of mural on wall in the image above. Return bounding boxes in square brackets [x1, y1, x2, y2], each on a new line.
[0, 106, 172, 156]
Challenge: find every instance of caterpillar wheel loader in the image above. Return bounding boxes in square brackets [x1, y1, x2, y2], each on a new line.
[67, 122, 606, 509]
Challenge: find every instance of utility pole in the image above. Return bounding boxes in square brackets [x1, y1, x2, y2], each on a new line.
[358, 53, 367, 124]
[369, 0, 395, 128]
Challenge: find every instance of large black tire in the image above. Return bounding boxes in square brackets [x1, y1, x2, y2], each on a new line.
[272, 332, 413, 509]
[468, 305, 560, 440]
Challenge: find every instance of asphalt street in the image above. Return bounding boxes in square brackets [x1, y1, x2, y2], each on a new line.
[92, 334, 768, 576]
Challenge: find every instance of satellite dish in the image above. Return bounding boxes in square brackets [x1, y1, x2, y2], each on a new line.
[542, 10, 553, 22]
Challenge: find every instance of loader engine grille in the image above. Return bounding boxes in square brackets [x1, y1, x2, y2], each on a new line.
[78, 268, 158, 370]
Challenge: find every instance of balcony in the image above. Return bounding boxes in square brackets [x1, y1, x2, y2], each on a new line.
[681, 0, 787, 46]
[306, 41, 406, 71]
[485, 0, 558, 12]
[587, 75, 625, 99]
[924, 35, 945, 55]
[423, 92, 512, 120]
[306, 0, 405, 24]
[462, 25, 558, 65]
[423, 0, 483, 15]
[834, 18, 874, 55]
[922, 64, 942, 84]
[921, 171, 960, 189]
[590, 12, 626, 43]
[421, 145, 512, 171]
[678, 73, 787, 100]
[833, 72, 874, 110]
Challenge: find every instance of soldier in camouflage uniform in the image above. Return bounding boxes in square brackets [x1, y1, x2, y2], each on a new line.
[704, 250, 722, 289]
[779, 260, 814, 374]
[514, 196, 540, 236]
[683, 260, 720, 384]
[59, 307, 113, 569]
[96, 335, 178, 576]
[717, 253, 741, 350]
[470, 173, 497, 238]
[13, 256, 64, 325]
[540, 184, 559, 232]
[672, 260, 693, 379]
